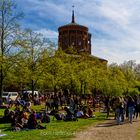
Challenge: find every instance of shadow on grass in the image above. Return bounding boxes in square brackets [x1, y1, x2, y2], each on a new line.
[2, 128, 11, 131]
[0, 126, 11, 131]
[96, 119, 140, 127]
[96, 121, 117, 127]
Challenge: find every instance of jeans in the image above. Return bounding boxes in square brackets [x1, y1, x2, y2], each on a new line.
[128, 106, 135, 123]
[115, 108, 120, 124]
[120, 108, 125, 122]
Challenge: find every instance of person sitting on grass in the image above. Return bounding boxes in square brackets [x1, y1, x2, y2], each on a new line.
[27, 110, 37, 129]
[9, 110, 16, 123]
[88, 107, 94, 118]
[41, 112, 50, 123]
[21, 112, 29, 128]
[14, 106, 21, 116]
[82, 106, 88, 118]
[4, 107, 10, 118]
[10, 111, 22, 130]
[27, 110, 46, 129]
[76, 108, 84, 118]
[11, 111, 30, 131]
[0, 107, 10, 123]
[53, 110, 63, 120]
[82, 106, 93, 119]
[64, 107, 77, 121]
[11, 115, 23, 131]
[36, 120, 46, 129]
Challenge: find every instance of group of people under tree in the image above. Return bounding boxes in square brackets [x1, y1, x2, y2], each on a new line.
[0, 88, 140, 131]
[0, 90, 98, 131]
[44, 91, 96, 121]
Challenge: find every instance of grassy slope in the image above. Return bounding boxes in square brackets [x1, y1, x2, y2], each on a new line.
[0, 107, 106, 140]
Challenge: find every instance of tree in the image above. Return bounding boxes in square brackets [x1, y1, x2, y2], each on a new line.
[134, 64, 140, 80]
[120, 60, 137, 95]
[44, 50, 68, 93]
[0, 0, 23, 97]
[15, 29, 49, 97]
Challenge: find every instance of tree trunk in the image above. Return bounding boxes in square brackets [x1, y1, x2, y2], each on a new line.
[31, 80, 34, 100]
[0, 66, 3, 98]
[0, 5, 4, 98]
[84, 82, 86, 104]
[80, 80, 83, 94]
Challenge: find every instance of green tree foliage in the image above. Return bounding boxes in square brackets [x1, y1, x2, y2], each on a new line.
[128, 88, 140, 96]
[13, 29, 50, 96]
[1, 1, 140, 99]
[0, 0, 23, 97]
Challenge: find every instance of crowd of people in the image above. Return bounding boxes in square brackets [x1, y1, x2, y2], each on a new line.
[104, 95, 140, 124]
[0, 91, 97, 131]
[0, 102, 50, 131]
[0, 90, 140, 131]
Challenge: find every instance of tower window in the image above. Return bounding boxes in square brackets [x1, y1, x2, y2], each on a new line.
[72, 42, 75, 46]
[78, 41, 81, 46]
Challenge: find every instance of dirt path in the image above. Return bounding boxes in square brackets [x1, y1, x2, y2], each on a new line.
[71, 119, 140, 140]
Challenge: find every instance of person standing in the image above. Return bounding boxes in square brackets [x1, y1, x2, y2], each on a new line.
[114, 97, 121, 125]
[120, 97, 125, 122]
[127, 96, 135, 124]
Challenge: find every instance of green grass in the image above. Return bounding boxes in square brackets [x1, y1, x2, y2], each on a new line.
[0, 107, 106, 140]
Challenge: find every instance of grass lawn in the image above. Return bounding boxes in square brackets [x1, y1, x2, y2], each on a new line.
[0, 106, 106, 140]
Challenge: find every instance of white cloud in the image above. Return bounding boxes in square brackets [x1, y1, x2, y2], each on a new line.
[36, 29, 58, 39]
[93, 38, 140, 64]
[16, 0, 140, 64]
[99, 1, 131, 26]
[89, 0, 140, 64]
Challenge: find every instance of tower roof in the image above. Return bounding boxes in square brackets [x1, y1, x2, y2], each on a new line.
[58, 6, 88, 31]
[72, 5, 75, 23]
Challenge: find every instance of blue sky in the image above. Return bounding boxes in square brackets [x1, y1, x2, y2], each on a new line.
[15, 0, 140, 64]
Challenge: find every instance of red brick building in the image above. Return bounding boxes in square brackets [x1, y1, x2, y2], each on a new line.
[58, 9, 91, 54]
[58, 8, 107, 64]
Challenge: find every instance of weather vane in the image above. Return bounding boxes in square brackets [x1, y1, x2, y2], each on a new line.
[72, 5, 75, 10]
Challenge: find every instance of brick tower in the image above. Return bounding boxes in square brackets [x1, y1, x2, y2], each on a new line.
[58, 7, 92, 54]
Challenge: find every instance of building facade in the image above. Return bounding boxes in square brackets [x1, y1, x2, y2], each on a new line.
[58, 9, 91, 54]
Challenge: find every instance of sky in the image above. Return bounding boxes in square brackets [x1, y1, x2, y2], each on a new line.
[15, 0, 140, 64]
